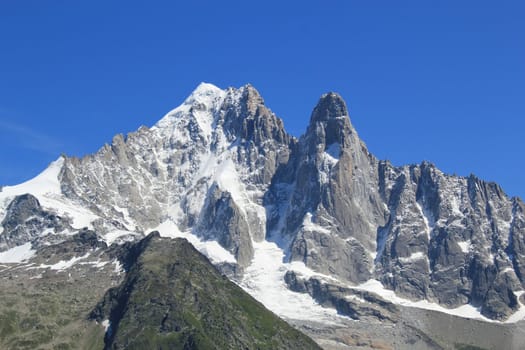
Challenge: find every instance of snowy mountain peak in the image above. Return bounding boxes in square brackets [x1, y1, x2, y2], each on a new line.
[154, 82, 227, 131]
[189, 81, 223, 99]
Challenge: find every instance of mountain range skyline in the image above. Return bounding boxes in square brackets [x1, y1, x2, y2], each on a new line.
[1, 2, 524, 199]
[1, 82, 524, 348]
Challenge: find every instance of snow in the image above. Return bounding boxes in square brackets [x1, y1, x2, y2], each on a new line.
[501, 267, 515, 274]
[103, 230, 139, 245]
[457, 241, 471, 253]
[345, 294, 367, 303]
[154, 82, 226, 132]
[415, 202, 433, 240]
[113, 206, 134, 229]
[449, 195, 463, 217]
[152, 219, 236, 264]
[37, 252, 90, 271]
[215, 157, 246, 209]
[506, 291, 525, 323]
[0, 157, 63, 232]
[0, 243, 35, 263]
[112, 260, 123, 274]
[288, 260, 339, 283]
[318, 146, 339, 185]
[0, 157, 63, 199]
[301, 212, 331, 234]
[354, 279, 525, 323]
[398, 251, 426, 263]
[79, 260, 109, 268]
[0, 156, 99, 231]
[240, 240, 344, 323]
[101, 319, 110, 332]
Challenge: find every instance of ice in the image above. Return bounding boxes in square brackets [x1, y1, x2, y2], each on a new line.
[240, 240, 344, 323]
[0, 243, 35, 263]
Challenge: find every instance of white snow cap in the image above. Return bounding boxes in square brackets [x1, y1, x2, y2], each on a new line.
[154, 82, 225, 129]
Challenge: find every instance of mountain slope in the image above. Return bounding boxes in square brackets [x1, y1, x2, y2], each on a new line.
[0, 81, 524, 334]
[91, 232, 321, 350]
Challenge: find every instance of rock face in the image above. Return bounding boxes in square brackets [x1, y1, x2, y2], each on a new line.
[375, 162, 523, 319]
[0, 82, 524, 322]
[55, 83, 290, 267]
[284, 271, 400, 323]
[265, 92, 386, 284]
[197, 184, 253, 268]
[264, 91, 525, 320]
[0, 194, 70, 251]
[91, 233, 321, 350]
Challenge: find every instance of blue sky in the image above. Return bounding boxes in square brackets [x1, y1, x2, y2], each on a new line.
[1, 1, 524, 198]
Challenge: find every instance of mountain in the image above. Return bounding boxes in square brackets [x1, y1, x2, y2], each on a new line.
[91, 232, 320, 350]
[1, 82, 525, 349]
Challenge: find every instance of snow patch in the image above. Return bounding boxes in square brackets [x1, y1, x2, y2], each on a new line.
[0, 243, 35, 263]
[112, 260, 124, 274]
[38, 252, 90, 271]
[457, 241, 471, 253]
[354, 279, 525, 323]
[288, 260, 338, 282]
[0, 156, 99, 231]
[415, 202, 433, 240]
[301, 212, 331, 234]
[79, 260, 109, 268]
[506, 291, 525, 323]
[103, 230, 139, 245]
[215, 157, 246, 208]
[398, 251, 426, 263]
[0, 157, 63, 198]
[152, 219, 236, 264]
[154, 82, 226, 131]
[0, 157, 63, 230]
[240, 240, 344, 323]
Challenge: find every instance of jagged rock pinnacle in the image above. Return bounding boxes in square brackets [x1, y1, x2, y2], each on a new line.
[309, 92, 348, 124]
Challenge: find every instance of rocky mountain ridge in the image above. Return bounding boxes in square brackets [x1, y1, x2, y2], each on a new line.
[1, 82, 524, 328]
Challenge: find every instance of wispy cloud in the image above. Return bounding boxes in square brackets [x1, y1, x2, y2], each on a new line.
[0, 119, 63, 156]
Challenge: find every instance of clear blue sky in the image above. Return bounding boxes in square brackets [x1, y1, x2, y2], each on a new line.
[1, 1, 524, 198]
